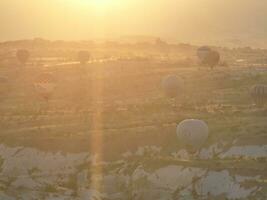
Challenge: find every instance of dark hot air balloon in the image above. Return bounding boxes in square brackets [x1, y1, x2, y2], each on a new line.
[16, 49, 30, 65]
[202, 50, 220, 69]
[197, 46, 211, 63]
[250, 84, 267, 107]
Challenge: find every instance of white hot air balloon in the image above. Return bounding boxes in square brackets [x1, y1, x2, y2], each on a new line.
[161, 75, 183, 98]
[177, 119, 209, 151]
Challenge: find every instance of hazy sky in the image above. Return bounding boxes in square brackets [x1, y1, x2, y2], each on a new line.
[0, 0, 266, 46]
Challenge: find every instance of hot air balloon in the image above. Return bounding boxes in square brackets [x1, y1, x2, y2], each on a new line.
[250, 84, 267, 107]
[33, 73, 56, 101]
[177, 119, 209, 152]
[161, 75, 183, 98]
[202, 50, 220, 69]
[197, 46, 211, 63]
[78, 50, 90, 65]
[16, 49, 30, 65]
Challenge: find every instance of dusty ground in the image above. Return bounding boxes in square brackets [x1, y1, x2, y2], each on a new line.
[0, 62, 266, 152]
[0, 58, 266, 199]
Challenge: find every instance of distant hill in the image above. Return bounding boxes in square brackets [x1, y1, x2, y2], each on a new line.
[119, 35, 159, 44]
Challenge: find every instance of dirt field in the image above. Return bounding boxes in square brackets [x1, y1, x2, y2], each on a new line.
[0, 49, 266, 199]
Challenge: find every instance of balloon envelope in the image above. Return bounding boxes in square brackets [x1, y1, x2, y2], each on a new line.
[161, 75, 182, 98]
[34, 73, 56, 100]
[202, 50, 220, 69]
[16, 49, 30, 64]
[197, 46, 211, 62]
[250, 84, 267, 107]
[177, 119, 209, 150]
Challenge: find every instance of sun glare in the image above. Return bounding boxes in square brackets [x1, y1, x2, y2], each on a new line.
[74, 0, 117, 9]
[67, 0, 125, 16]
[92, 0, 113, 7]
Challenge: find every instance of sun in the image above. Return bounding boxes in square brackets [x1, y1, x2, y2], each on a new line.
[75, 0, 116, 9]
[68, 0, 125, 16]
[91, 0, 113, 7]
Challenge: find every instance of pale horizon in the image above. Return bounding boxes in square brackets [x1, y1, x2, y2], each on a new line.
[0, 0, 266, 47]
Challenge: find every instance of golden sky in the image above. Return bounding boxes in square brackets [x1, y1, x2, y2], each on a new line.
[0, 0, 266, 46]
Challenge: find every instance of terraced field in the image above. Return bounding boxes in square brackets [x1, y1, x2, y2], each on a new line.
[0, 60, 266, 199]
